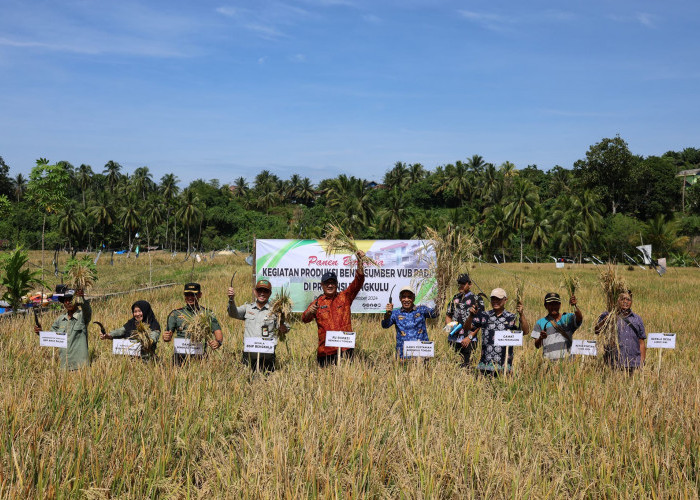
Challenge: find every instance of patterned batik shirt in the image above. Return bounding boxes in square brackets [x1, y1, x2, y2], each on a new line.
[471, 309, 518, 371]
[382, 305, 438, 358]
[445, 291, 480, 343]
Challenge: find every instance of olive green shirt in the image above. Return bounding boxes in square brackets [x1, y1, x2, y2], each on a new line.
[108, 326, 160, 361]
[51, 300, 92, 371]
[167, 305, 221, 353]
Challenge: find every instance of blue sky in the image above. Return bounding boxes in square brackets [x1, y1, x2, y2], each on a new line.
[1, 0, 699, 185]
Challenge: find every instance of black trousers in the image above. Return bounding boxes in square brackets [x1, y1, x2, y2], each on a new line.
[242, 353, 276, 372]
[317, 348, 355, 367]
[450, 340, 475, 367]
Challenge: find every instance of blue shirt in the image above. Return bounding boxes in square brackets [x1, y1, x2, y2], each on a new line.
[533, 313, 581, 360]
[381, 305, 438, 358]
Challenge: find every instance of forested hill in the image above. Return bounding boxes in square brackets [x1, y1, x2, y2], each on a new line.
[0, 136, 698, 265]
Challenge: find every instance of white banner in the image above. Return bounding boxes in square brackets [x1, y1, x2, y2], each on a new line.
[113, 339, 141, 357]
[494, 330, 523, 347]
[244, 337, 276, 354]
[39, 331, 67, 348]
[571, 339, 597, 356]
[256, 239, 436, 313]
[325, 331, 356, 348]
[403, 340, 435, 358]
[174, 338, 204, 355]
[647, 333, 676, 349]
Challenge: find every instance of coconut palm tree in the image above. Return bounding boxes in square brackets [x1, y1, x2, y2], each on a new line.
[504, 178, 539, 262]
[118, 194, 141, 252]
[233, 177, 249, 198]
[132, 166, 155, 201]
[58, 203, 86, 257]
[551, 195, 586, 260]
[12, 173, 26, 202]
[297, 177, 316, 206]
[76, 164, 93, 209]
[524, 204, 550, 262]
[406, 163, 426, 187]
[89, 193, 114, 248]
[378, 187, 407, 237]
[176, 190, 203, 254]
[160, 173, 180, 251]
[103, 161, 122, 194]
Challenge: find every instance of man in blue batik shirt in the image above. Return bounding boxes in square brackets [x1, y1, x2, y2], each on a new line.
[382, 286, 438, 359]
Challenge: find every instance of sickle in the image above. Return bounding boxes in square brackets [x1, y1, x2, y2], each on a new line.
[389, 284, 396, 304]
[230, 271, 237, 288]
[93, 321, 107, 335]
[33, 309, 42, 329]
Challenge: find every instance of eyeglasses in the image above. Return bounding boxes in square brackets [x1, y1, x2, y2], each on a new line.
[184, 292, 196, 297]
[255, 288, 271, 293]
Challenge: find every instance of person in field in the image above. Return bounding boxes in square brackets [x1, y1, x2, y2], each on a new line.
[382, 286, 438, 359]
[227, 279, 289, 372]
[445, 273, 483, 367]
[162, 282, 223, 365]
[98, 300, 160, 361]
[302, 250, 365, 366]
[533, 292, 583, 360]
[33, 285, 91, 370]
[462, 288, 530, 376]
[595, 290, 646, 371]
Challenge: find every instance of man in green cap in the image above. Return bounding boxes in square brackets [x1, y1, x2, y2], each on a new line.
[163, 282, 223, 365]
[33, 285, 91, 370]
[227, 278, 289, 372]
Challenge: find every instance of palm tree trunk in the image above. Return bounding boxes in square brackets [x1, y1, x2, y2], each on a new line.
[41, 213, 46, 281]
[520, 228, 524, 263]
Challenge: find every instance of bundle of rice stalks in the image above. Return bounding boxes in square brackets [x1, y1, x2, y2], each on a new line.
[129, 321, 154, 350]
[561, 273, 581, 299]
[514, 276, 525, 305]
[419, 226, 481, 313]
[597, 264, 628, 361]
[65, 257, 98, 302]
[322, 222, 380, 267]
[270, 287, 292, 342]
[181, 309, 214, 344]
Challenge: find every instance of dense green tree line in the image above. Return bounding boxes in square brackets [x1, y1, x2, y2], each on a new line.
[0, 136, 698, 264]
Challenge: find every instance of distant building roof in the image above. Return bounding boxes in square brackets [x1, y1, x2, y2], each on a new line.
[677, 168, 700, 177]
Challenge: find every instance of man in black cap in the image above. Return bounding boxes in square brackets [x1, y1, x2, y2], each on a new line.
[163, 282, 223, 365]
[444, 273, 482, 367]
[533, 292, 582, 361]
[302, 251, 365, 366]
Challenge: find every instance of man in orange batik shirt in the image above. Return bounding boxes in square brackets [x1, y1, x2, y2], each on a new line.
[302, 250, 365, 366]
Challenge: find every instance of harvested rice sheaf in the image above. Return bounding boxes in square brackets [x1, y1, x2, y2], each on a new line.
[420, 226, 481, 314]
[561, 273, 581, 299]
[270, 287, 292, 342]
[181, 309, 214, 344]
[598, 263, 629, 360]
[322, 223, 380, 268]
[129, 321, 154, 350]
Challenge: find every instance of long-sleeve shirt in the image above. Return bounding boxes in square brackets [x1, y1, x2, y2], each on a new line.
[597, 311, 646, 368]
[51, 300, 92, 370]
[381, 305, 437, 358]
[228, 300, 287, 359]
[108, 326, 160, 361]
[302, 272, 365, 356]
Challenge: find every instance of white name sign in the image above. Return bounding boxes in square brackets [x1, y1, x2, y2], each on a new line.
[494, 330, 523, 347]
[173, 338, 204, 355]
[555, 262, 565, 269]
[325, 331, 356, 348]
[403, 340, 435, 358]
[113, 339, 141, 357]
[39, 331, 67, 348]
[571, 339, 597, 356]
[647, 333, 676, 349]
[244, 337, 276, 354]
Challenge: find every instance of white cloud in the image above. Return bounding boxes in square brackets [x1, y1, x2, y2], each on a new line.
[245, 23, 287, 40]
[636, 12, 655, 28]
[215, 6, 238, 18]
